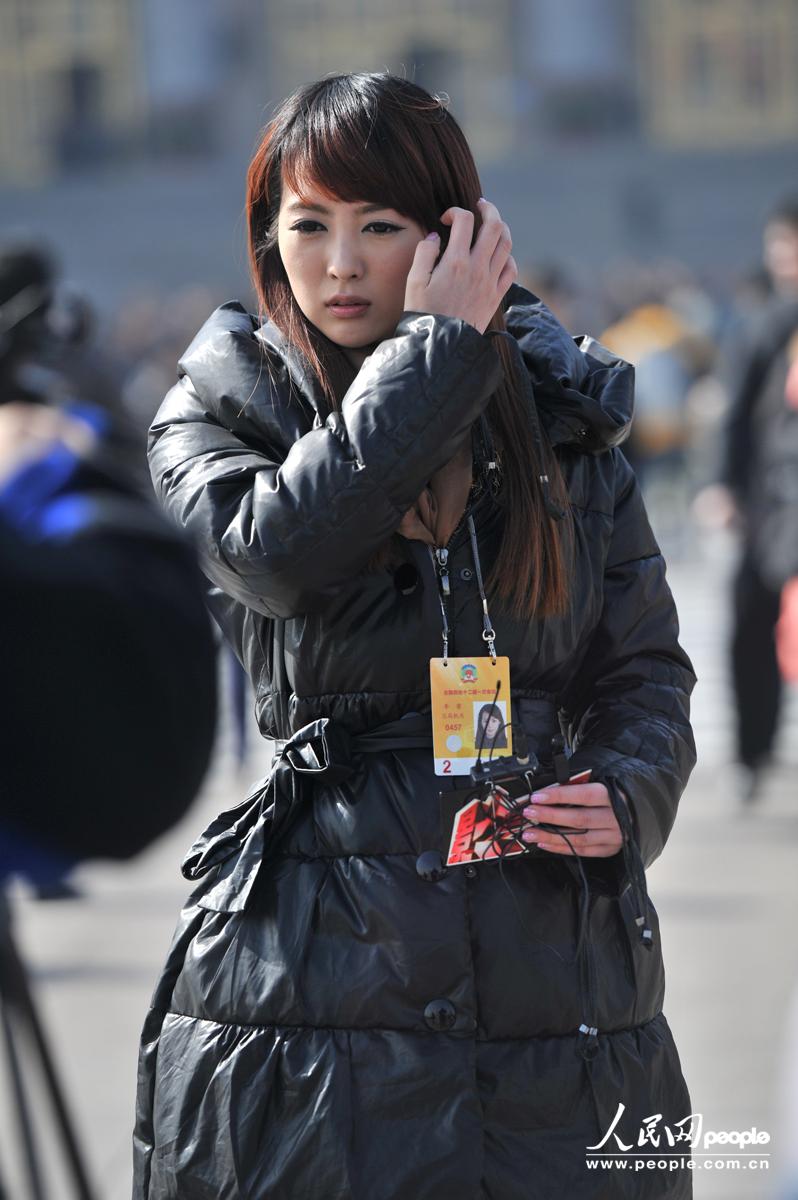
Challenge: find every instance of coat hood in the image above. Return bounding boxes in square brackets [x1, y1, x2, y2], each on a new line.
[503, 283, 635, 452]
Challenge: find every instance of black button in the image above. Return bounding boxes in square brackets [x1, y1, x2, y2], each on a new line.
[459, 567, 473, 581]
[464, 864, 478, 879]
[415, 851, 447, 882]
[424, 998, 456, 1031]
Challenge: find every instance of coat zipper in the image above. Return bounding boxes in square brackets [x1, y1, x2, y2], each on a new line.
[433, 546, 450, 595]
[429, 483, 492, 661]
[430, 544, 452, 659]
[430, 500, 473, 659]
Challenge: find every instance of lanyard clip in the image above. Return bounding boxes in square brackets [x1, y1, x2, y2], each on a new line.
[481, 602, 497, 663]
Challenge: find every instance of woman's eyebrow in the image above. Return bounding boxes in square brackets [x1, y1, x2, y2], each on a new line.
[285, 200, 393, 215]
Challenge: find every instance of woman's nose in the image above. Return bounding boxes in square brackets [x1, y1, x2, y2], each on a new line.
[327, 238, 364, 280]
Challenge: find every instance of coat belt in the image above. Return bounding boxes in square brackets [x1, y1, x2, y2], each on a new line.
[181, 702, 559, 913]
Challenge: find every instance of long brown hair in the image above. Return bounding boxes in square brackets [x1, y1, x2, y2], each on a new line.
[246, 72, 571, 620]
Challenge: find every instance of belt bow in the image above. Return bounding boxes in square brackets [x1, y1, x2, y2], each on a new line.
[181, 718, 355, 912]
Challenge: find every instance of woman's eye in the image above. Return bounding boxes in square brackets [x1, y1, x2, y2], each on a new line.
[289, 219, 401, 235]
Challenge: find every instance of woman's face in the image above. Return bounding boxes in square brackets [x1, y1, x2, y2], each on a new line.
[484, 713, 501, 739]
[277, 179, 427, 368]
[764, 219, 798, 294]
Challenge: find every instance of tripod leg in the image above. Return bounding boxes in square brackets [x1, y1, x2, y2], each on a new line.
[1, 903, 98, 1200]
[1, 991, 46, 1200]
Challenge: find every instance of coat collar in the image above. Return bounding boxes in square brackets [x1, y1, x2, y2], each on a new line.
[180, 288, 634, 453]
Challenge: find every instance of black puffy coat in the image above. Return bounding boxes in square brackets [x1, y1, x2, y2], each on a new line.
[134, 284, 697, 1200]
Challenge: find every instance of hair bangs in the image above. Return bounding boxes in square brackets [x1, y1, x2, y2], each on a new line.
[279, 77, 434, 225]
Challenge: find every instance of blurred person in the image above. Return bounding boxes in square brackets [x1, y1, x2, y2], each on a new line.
[698, 198, 798, 803]
[775, 350, 798, 686]
[599, 270, 712, 486]
[719, 266, 774, 340]
[0, 245, 218, 1200]
[764, 200, 798, 300]
[0, 243, 218, 881]
[0, 239, 149, 490]
[777, 579, 798, 684]
[133, 72, 696, 1200]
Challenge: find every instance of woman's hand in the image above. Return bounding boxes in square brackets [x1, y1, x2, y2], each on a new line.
[520, 782, 625, 857]
[404, 199, 517, 334]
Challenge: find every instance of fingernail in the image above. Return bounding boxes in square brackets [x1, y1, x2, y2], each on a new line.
[525, 807, 539, 819]
[522, 830, 538, 843]
[530, 792, 547, 802]
[425, 232, 439, 241]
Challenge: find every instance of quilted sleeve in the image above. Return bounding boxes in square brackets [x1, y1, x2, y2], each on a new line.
[148, 310, 502, 619]
[562, 450, 697, 873]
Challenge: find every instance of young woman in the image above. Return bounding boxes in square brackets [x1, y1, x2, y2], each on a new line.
[134, 72, 697, 1200]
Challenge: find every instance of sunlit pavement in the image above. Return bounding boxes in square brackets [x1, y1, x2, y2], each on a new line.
[650, 530, 798, 1200]
[2, 529, 797, 1200]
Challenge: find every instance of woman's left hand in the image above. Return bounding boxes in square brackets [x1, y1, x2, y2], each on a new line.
[521, 783, 625, 857]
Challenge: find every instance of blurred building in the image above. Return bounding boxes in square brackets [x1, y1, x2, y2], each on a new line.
[501, 0, 798, 272]
[2, 0, 797, 179]
[260, 0, 518, 161]
[515, 0, 798, 148]
[1, 0, 797, 302]
[642, 0, 798, 148]
[0, 0, 248, 184]
[515, 0, 638, 140]
[0, 0, 141, 183]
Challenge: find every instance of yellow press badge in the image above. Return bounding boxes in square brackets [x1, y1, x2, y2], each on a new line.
[430, 656, 512, 775]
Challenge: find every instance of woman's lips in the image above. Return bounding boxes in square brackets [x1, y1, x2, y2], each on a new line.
[327, 302, 371, 319]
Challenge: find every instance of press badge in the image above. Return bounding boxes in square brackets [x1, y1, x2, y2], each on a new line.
[430, 655, 512, 775]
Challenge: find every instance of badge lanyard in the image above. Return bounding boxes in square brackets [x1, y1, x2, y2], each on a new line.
[428, 515, 498, 665]
[429, 514, 512, 775]
[468, 513, 497, 663]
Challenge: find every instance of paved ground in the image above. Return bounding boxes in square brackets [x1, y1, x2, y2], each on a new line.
[2, 526, 797, 1200]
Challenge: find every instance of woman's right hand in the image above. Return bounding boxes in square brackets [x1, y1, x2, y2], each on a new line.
[403, 199, 517, 335]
